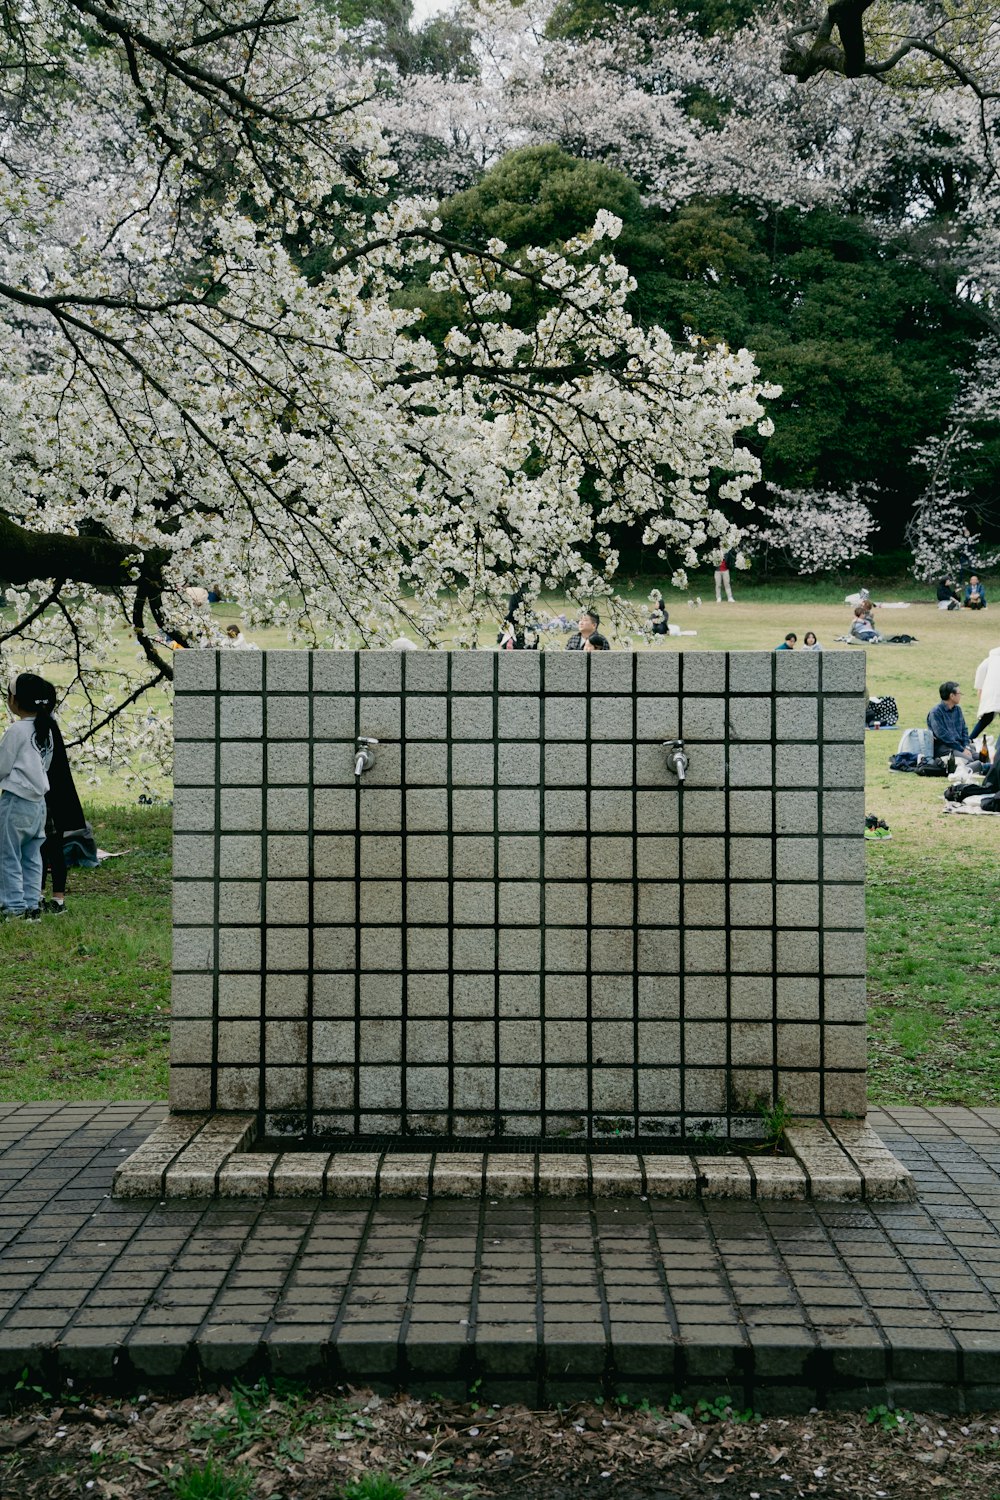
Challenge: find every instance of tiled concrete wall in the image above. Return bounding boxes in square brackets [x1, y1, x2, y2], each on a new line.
[171, 649, 868, 1141]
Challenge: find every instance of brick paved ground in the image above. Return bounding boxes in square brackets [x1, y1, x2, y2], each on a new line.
[0, 1102, 997, 1412]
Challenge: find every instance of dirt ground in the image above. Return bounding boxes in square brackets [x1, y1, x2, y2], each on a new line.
[1, 1385, 998, 1500]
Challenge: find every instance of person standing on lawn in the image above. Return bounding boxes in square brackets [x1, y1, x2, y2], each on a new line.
[714, 547, 736, 603]
[0, 672, 55, 921]
[35, 680, 86, 916]
[971, 645, 1000, 742]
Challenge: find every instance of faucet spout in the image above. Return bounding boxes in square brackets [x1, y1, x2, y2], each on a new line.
[664, 738, 689, 782]
[355, 736, 379, 778]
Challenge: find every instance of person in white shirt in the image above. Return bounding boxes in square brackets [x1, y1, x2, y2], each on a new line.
[0, 673, 55, 920]
[971, 644, 1000, 741]
[221, 624, 259, 650]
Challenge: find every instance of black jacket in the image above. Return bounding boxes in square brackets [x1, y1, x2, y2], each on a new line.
[46, 722, 86, 836]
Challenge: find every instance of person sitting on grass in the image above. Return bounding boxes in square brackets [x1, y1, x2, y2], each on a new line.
[221, 624, 258, 650]
[565, 610, 610, 651]
[802, 631, 822, 652]
[963, 575, 988, 610]
[775, 633, 797, 651]
[649, 595, 670, 636]
[849, 605, 884, 643]
[936, 578, 961, 611]
[927, 681, 976, 762]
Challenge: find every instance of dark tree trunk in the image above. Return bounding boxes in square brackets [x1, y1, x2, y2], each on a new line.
[0, 512, 168, 589]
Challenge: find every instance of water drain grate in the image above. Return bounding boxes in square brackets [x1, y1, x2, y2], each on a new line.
[252, 1133, 776, 1157]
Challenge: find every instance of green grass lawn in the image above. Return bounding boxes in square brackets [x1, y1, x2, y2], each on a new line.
[0, 588, 997, 1106]
[0, 807, 171, 1101]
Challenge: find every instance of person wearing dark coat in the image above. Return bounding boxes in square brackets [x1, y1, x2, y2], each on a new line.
[40, 705, 86, 915]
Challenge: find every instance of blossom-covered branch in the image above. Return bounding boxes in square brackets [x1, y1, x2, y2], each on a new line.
[0, 0, 774, 787]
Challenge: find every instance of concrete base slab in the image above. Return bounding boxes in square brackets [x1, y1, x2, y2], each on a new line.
[112, 1114, 915, 1202]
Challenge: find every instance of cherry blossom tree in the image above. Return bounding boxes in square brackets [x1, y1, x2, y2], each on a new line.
[742, 484, 879, 575]
[906, 339, 1000, 581]
[375, 0, 981, 220]
[373, 0, 1000, 553]
[0, 0, 775, 780]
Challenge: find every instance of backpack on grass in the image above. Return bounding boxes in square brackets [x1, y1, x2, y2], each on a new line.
[896, 726, 933, 759]
[915, 757, 949, 777]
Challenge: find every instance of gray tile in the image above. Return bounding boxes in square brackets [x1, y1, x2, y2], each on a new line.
[406, 835, 450, 878]
[823, 701, 865, 742]
[358, 654, 403, 692]
[728, 697, 771, 741]
[497, 696, 540, 739]
[313, 697, 357, 740]
[776, 698, 819, 741]
[450, 652, 495, 693]
[545, 791, 587, 833]
[313, 835, 355, 879]
[498, 743, 540, 786]
[452, 696, 495, 740]
[822, 652, 867, 693]
[451, 789, 495, 834]
[218, 789, 263, 832]
[174, 651, 217, 692]
[543, 652, 588, 693]
[544, 698, 587, 740]
[174, 741, 217, 786]
[497, 789, 540, 832]
[221, 742, 263, 785]
[635, 653, 679, 693]
[728, 652, 772, 693]
[682, 653, 726, 693]
[263, 650, 309, 693]
[683, 697, 726, 740]
[311, 652, 356, 692]
[175, 695, 218, 740]
[591, 696, 634, 741]
[405, 696, 448, 740]
[775, 652, 820, 691]
[174, 834, 216, 879]
[359, 695, 403, 741]
[406, 743, 450, 785]
[542, 747, 590, 792]
[453, 744, 495, 785]
[268, 742, 312, 785]
[404, 652, 449, 691]
[590, 789, 632, 833]
[219, 696, 262, 740]
[497, 653, 540, 692]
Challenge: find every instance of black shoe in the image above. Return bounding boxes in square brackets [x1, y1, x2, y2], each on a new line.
[21, 909, 41, 922]
[42, 899, 66, 915]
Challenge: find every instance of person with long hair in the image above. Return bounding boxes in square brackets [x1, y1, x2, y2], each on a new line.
[38, 685, 85, 915]
[0, 673, 56, 920]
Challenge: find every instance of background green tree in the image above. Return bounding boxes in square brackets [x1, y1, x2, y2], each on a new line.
[396, 146, 980, 542]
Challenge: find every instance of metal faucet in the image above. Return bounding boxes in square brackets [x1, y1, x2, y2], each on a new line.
[663, 739, 689, 782]
[355, 736, 379, 777]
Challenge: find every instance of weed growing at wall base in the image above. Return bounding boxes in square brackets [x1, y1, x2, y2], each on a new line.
[165, 1456, 253, 1500]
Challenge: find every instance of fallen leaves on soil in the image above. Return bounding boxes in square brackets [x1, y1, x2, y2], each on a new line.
[1, 1386, 998, 1499]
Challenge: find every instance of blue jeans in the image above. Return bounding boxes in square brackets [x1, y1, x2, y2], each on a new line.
[0, 791, 46, 915]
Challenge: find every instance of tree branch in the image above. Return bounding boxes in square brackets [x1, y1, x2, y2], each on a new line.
[0, 511, 169, 590]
